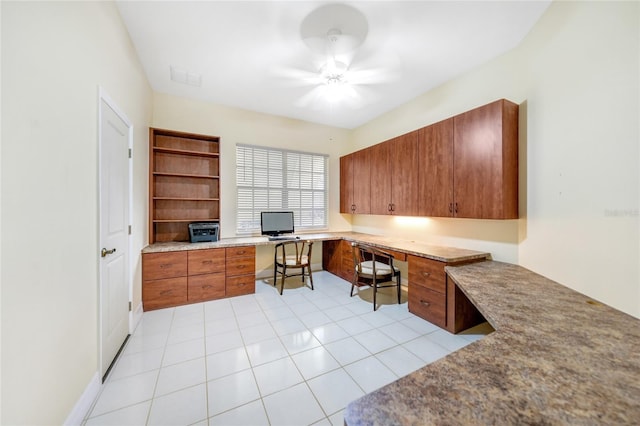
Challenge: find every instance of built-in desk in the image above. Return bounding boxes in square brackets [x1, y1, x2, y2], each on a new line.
[345, 261, 640, 424]
[142, 232, 489, 332]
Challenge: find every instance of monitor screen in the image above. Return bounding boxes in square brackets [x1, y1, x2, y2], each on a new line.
[260, 211, 295, 236]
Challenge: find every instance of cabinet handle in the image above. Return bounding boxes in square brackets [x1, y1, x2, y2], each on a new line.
[160, 263, 171, 269]
[351, 204, 356, 213]
[422, 272, 431, 278]
[203, 260, 213, 264]
[237, 265, 246, 270]
[391, 204, 396, 212]
[160, 290, 173, 296]
[449, 203, 453, 213]
[202, 285, 212, 289]
[420, 300, 431, 307]
[237, 250, 246, 255]
[387, 203, 392, 212]
[455, 203, 458, 214]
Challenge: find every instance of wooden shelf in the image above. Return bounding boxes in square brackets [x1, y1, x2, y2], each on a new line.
[150, 128, 221, 243]
[153, 218, 220, 223]
[153, 197, 220, 202]
[152, 172, 219, 179]
[153, 146, 220, 158]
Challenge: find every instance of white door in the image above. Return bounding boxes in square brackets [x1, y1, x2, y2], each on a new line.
[99, 93, 131, 378]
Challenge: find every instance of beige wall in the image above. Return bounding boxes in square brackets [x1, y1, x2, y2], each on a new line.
[350, 1, 639, 317]
[1, 2, 152, 424]
[152, 93, 352, 276]
[0, 1, 638, 424]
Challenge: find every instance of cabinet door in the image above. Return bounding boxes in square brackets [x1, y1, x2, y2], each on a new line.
[369, 141, 392, 215]
[390, 131, 419, 216]
[188, 248, 225, 276]
[188, 273, 225, 301]
[142, 252, 188, 281]
[339, 154, 354, 214]
[352, 149, 371, 214]
[453, 100, 518, 219]
[418, 119, 454, 217]
[143, 277, 188, 311]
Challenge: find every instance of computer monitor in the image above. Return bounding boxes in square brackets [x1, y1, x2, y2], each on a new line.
[260, 211, 295, 236]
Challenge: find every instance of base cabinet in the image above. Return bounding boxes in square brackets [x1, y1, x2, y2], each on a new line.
[408, 255, 485, 333]
[142, 246, 256, 311]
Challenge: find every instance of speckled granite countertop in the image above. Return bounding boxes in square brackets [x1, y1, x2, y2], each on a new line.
[345, 261, 640, 425]
[142, 232, 488, 263]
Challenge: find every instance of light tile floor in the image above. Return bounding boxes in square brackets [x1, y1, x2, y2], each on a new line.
[84, 271, 493, 426]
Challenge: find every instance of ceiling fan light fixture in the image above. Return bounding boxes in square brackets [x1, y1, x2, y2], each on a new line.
[320, 60, 348, 86]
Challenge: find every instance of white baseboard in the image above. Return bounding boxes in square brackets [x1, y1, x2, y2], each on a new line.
[130, 301, 144, 333]
[64, 371, 101, 426]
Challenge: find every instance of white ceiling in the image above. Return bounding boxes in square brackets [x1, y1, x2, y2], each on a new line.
[116, 1, 551, 129]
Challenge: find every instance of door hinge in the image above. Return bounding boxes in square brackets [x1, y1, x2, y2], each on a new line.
[128, 225, 132, 235]
[128, 148, 132, 159]
[129, 301, 132, 312]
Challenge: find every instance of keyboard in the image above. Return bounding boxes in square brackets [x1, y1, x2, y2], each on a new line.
[268, 235, 299, 241]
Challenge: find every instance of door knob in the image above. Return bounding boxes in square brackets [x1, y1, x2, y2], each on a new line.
[101, 247, 117, 258]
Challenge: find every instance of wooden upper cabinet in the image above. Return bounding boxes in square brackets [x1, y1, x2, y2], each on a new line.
[391, 130, 420, 216]
[453, 99, 519, 219]
[340, 150, 371, 214]
[369, 140, 392, 215]
[340, 99, 518, 220]
[339, 154, 353, 214]
[418, 118, 454, 217]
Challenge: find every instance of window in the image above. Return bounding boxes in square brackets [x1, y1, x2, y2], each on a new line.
[236, 144, 328, 234]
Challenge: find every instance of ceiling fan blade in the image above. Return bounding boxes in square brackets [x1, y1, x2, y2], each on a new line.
[294, 85, 326, 108]
[271, 66, 323, 87]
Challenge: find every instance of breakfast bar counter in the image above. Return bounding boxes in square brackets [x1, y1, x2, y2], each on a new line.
[344, 261, 640, 425]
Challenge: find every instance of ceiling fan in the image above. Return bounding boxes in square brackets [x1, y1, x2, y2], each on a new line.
[275, 3, 399, 110]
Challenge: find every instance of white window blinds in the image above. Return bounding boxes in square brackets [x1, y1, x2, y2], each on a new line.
[236, 144, 328, 234]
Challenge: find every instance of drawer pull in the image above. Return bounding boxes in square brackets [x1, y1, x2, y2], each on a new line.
[202, 285, 212, 289]
[160, 263, 172, 269]
[160, 290, 173, 296]
[203, 260, 213, 264]
[237, 265, 245, 270]
[236, 250, 246, 255]
[421, 272, 431, 278]
[420, 300, 431, 307]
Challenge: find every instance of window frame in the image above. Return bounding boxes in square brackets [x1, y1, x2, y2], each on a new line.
[235, 144, 329, 235]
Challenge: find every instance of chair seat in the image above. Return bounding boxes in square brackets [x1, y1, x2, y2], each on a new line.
[284, 255, 309, 266]
[357, 260, 395, 277]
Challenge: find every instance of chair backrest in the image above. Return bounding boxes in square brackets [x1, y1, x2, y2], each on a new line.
[351, 242, 395, 275]
[275, 240, 313, 266]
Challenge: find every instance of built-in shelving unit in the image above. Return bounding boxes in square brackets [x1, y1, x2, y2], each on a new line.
[149, 128, 220, 243]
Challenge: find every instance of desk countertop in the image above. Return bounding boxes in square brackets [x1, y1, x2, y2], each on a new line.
[344, 261, 640, 425]
[142, 232, 489, 263]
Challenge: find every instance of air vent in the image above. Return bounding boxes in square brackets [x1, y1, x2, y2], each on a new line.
[170, 66, 202, 87]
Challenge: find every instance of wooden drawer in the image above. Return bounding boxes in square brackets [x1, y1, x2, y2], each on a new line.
[226, 275, 255, 297]
[143, 252, 188, 281]
[188, 248, 225, 276]
[188, 273, 225, 302]
[226, 246, 255, 258]
[143, 276, 187, 310]
[408, 255, 446, 294]
[226, 256, 256, 277]
[409, 284, 446, 328]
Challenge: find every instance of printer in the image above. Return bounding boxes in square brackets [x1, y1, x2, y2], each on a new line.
[188, 222, 219, 243]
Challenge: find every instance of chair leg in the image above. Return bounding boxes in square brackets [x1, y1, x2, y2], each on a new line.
[280, 266, 286, 295]
[373, 279, 377, 311]
[397, 274, 401, 304]
[273, 265, 277, 287]
[308, 266, 314, 290]
[350, 273, 357, 297]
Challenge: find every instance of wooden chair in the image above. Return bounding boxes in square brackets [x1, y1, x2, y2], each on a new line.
[273, 240, 314, 295]
[351, 242, 401, 311]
